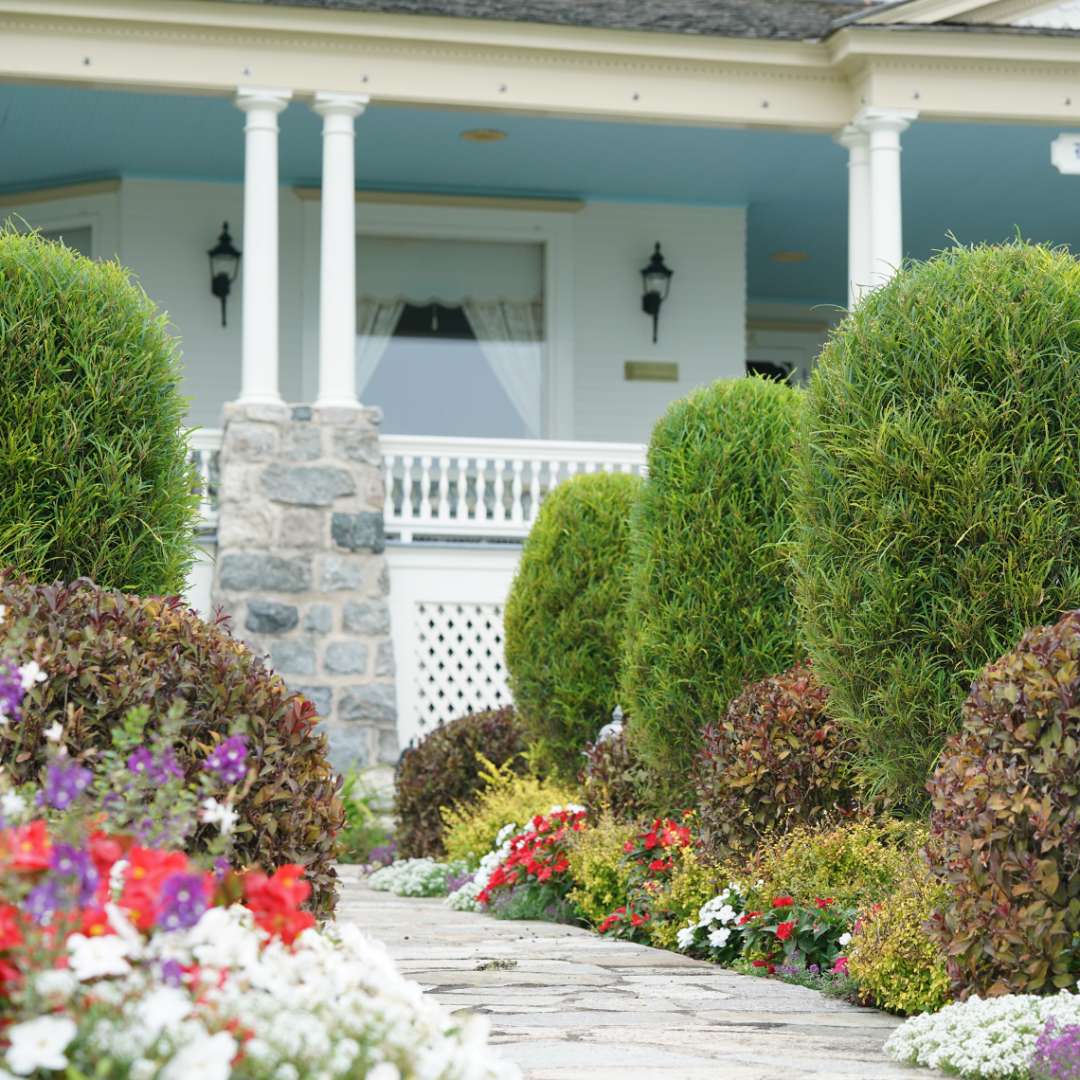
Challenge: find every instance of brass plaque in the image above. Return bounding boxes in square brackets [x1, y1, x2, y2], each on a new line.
[624, 360, 678, 382]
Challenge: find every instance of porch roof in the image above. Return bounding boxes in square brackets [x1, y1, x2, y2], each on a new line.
[219, 0, 886, 41]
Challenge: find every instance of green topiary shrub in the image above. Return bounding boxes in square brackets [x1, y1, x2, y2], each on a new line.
[792, 241, 1080, 811]
[504, 472, 642, 779]
[621, 377, 803, 789]
[694, 662, 856, 856]
[928, 609, 1080, 997]
[394, 707, 527, 859]
[847, 866, 952, 1016]
[0, 230, 199, 595]
[0, 574, 343, 913]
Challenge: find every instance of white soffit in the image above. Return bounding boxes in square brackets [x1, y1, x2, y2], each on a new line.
[1011, 1, 1080, 27]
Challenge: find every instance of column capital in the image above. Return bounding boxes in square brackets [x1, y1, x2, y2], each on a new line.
[235, 87, 293, 114]
[854, 107, 918, 135]
[834, 123, 869, 151]
[312, 91, 370, 119]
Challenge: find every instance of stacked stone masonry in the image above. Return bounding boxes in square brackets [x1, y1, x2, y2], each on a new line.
[211, 401, 397, 775]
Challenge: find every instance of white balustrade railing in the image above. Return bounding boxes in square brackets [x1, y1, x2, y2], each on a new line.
[186, 429, 648, 543]
[189, 428, 222, 533]
[382, 434, 647, 542]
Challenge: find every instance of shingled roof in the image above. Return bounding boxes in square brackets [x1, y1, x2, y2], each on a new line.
[224, 0, 889, 41]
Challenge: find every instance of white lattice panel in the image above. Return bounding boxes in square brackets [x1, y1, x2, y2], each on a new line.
[413, 601, 511, 732]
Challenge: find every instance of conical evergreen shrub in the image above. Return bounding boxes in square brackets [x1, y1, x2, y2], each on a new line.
[621, 377, 803, 791]
[0, 230, 197, 594]
[792, 240, 1080, 810]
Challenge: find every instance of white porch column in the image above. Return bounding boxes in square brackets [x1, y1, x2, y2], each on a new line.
[835, 124, 871, 309]
[313, 92, 369, 408]
[858, 107, 917, 289]
[235, 88, 291, 406]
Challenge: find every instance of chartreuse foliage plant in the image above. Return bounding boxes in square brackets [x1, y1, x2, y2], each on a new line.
[645, 845, 726, 951]
[792, 241, 1080, 810]
[743, 819, 927, 915]
[928, 609, 1080, 998]
[439, 756, 577, 867]
[622, 377, 803, 788]
[0, 228, 198, 595]
[847, 865, 951, 1016]
[694, 662, 855, 856]
[0, 574, 343, 912]
[565, 815, 636, 928]
[395, 707, 526, 859]
[504, 472, 642, 779]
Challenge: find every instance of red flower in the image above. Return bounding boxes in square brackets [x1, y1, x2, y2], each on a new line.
[775, 920, 795, 942]
[643, 833, 659, 850]
[244, 865, 315, 945]
[4, 821, 50, 872]
[771, 896, 794, 908]
[79, 908, 112, 938]
[648, 858, 672, 874]
[737, 911, 762, 926]
[630, 911, 650, 927]
[0, 904, 23, 951]
[832, 956, 849, 975]
[814, 897, 834, 909]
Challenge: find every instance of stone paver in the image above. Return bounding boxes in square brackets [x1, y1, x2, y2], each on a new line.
[338, 867, 931, 1079]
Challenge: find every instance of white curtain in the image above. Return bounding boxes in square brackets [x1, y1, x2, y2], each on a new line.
[462, 299, 544, 437]
[356, 297, 407, 396]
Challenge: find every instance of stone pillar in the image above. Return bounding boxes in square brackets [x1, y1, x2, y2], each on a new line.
[859, 107, 917, 289]
[835, 123, 871, 309]
[211, 401, 397, 776]
[313, 92, 368, 409]
[235, 88, 291, 406]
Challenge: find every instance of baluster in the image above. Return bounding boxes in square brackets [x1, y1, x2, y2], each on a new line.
[584, 460, 597, 475]
[475, 458, 488, 521]
[455, 456, 469, 521]
[401, 456, 415, 521]
[419, 455, 433, 521]
[524, 459, 538, 522]
[511, 458, 524, 524]
[437, 455, 451, 519]
[383, 453, 396, 522]
[493, 456, 506, 523]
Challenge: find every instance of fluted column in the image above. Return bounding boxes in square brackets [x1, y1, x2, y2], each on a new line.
[858, 107, 917, 289]
[313, 92, 369, 408]
[234, 88, 291, 406]
[835, 124, 871, 309]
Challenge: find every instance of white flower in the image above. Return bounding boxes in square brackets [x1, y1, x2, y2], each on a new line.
[134, 986, 192, 1038]
[1, 791, 27, 823]
[708, 927, 732, 949]
[367, 1064, 401, 1080]
[17, 661, 45, 692]
[34, 969, 77, 1002]
[676, 926, 697, 951]
[200, 797, 239, 836]
[6, 1015, 77, 1075]
[43, 721, 63, 743]
[68, 933, 133, 981]
[159, 1030, 237, 1080]
[838, 932, 852, 947]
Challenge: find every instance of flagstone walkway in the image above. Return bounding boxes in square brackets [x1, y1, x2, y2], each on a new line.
[337, 867, 931, 1080]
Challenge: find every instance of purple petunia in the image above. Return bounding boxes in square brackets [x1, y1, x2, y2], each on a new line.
[1032, 1018, 1080, 1080]
[160, 958, 184, 986]
[50, 842, 99, 906]
[157, 872, 210, 932]
[23, 879, 61, 925]
[38, 760, 92, 811]
[0, 663, 24, 725]
[127, 746, 184, 786]
[203, 735, 248, 786]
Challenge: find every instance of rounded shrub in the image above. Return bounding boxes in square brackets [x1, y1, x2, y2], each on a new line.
[621, 377, 803, 788]
[0, 574, 343, 912]
[504, 472, 642, 779]
[394, 707, 527, 859]
[847, 867, 952, 1017]
[580, 724, 651, 821]
[694, 662, 855, 856]
[792, 241, 1080, 810]
[928, 609, 1080, 997]
[0, 230, 198, 595]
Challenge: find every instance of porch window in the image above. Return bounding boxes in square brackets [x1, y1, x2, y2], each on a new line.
[356, 236, 544, 438]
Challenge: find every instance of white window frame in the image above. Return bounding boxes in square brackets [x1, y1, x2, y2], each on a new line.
[300, 198, 576, 439]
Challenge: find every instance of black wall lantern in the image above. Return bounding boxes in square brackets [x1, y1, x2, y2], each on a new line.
[207, 222, 241, 327]
[640, 242, 673, 344]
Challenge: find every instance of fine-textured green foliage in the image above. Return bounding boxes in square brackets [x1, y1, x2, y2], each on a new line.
[504, 472, 642, 779]
[742, 819, 928, 914]
[394, 708, 527, 859]
[928, 609, 1080, 998]
[792, 241, 1080, 810]
[0, 575, 343, 913]
[337, 768, 392, 864]
[694, 662, 856, 856]
[440, 757, 578, 867]
[848, 867, 952, 1017]
[0, 230, 199, 595]
[622, 377, 803, 789]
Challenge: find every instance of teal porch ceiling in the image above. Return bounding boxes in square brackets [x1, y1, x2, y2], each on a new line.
[1, 82, 1078, 307]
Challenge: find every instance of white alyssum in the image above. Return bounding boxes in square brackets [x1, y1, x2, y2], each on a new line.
[885, 989, 1080, 1078]
[368, 857, 468, 898]
[447, 821, 517, 913]
[67, 933, 135, 981]
[6, 1015, 77, 1075]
